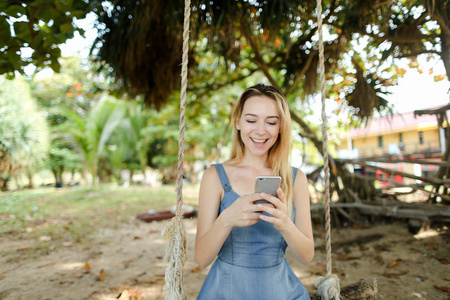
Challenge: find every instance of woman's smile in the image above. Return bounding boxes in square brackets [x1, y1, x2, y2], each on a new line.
[251, 137, 268, 144]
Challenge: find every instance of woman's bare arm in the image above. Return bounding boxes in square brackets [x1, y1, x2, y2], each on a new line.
[194, 167, 232, 268]
[281, 169, 314, 264]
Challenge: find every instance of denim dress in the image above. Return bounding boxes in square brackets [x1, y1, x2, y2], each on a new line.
[197, 164, 310, 300]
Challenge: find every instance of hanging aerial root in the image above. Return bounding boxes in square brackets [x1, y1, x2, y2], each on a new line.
[314, 273, 341, 300]
[162, 216, 187, 300]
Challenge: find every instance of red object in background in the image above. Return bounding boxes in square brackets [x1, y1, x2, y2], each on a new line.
[376, 164, 404, 187]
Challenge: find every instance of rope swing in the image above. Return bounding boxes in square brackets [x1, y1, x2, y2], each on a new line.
[313, 0, 341, 299]
[161, 0, 191, 299]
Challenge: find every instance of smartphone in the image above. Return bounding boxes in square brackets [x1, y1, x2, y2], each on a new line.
[254, 175, 281, 204]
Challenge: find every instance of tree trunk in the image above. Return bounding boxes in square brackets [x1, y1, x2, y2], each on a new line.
[440, 27, 450, 80]
[0, 177, 9, 191]
[52, 166, 63, 188]
[290, 110, 324, 157]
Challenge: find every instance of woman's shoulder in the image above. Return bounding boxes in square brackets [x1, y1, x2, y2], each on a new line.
[291, 166, 307, 183]
[202, 161, 232, 181]
[202, 164, 219, 178]
[200, 165, 222, 191]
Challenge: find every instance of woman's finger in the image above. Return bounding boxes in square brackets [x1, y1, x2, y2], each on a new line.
[259, 192, 280, 206]
[257, 204, 277, 215]
[276, 187, 286, 204]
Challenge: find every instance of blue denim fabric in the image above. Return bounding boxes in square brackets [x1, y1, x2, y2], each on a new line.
[197, 164, 310, 300]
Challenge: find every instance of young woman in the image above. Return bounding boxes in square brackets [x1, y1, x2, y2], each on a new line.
[195, 84, 314, 299]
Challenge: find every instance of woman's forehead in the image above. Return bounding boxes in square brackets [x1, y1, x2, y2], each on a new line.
[242, 95, 280, 115]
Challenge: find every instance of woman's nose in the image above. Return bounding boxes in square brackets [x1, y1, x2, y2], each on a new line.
[256, 121, 265, 134]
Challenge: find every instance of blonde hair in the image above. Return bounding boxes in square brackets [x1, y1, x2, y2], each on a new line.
[230, 84, 294, 212]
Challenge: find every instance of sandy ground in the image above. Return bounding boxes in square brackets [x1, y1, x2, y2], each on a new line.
[0, 213, 449, 299]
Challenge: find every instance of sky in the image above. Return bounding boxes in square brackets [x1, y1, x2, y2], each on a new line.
[42, 13, 450, 115]
[385, 65, 449, 114]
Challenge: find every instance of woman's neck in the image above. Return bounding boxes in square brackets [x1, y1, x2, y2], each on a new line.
[239, 153, 271, 170]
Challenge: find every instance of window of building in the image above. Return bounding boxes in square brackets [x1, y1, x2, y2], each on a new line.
[399, 133, 403, 143]
[419, 131, 424, 144]
[378, 136, 383, 147]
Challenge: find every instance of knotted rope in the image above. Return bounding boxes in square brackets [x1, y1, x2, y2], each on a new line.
[314, 0, 341, 299]
[162, 0, 191, 299]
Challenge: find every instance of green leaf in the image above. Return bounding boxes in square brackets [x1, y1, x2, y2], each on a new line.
[60, 22, 73, 34]
[0, 17, 11, 44]
[50, 58, 61, 73]
[13, 22, 31, 42]
[4, 4, 26, 18]
[32, 3, 53, 23]
[71, 10, 87, 19]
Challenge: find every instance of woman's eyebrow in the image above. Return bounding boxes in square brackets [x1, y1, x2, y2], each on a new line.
[244, 113, 279, 119]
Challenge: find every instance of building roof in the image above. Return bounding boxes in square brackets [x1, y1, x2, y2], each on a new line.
[349, 105, 450, 138]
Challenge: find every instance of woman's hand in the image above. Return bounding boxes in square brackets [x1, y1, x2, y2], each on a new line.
[257, 187, 291, 232]
[222, 193, 264, 228]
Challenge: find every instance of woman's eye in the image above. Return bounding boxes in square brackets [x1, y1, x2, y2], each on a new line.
[267, 122, 277, 125]
[246, 120, 256, 123]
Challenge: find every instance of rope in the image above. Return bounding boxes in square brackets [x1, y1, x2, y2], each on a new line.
[162, 0, 191, 299]
[314, 0, 341, 299]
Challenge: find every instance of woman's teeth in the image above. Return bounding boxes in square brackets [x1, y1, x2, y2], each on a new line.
[252, 138, 267, 143]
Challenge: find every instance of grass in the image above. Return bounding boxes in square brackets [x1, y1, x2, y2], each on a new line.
[0, 184, 199, 260]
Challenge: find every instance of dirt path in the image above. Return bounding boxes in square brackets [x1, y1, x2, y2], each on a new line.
[0, 217, 449, 299]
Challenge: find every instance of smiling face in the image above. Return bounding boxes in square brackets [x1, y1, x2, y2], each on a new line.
[236, 95, 281, 158]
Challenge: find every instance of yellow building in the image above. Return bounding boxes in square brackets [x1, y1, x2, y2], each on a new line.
[336, 106, 449, 183]
[337, 107, 447, 160]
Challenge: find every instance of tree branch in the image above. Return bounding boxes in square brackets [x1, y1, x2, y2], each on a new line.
[245, 32, 283, 91]
[187, 68, 258, 97]
[285, 49, 317, 95]
[394, 49, 441, 58]
[426, 2, 450, 36]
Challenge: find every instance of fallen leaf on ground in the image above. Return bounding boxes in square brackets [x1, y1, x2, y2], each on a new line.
[84, 262, 91, 272]
[133, 236, 141, 240]
[123, 259, 135, 264]
[37, 262, 56, 268]
[437, 258, 449, 265]
[0, 275, 4, 280]
[383, 270, 408, 277]
[433, 285, 450, 293]
[387, 259, 402, 268]
[191, 266, 201, 273]
[155, 255, 163, 260]
[146, 278, 165, 285]
[98, 269, 105, 281]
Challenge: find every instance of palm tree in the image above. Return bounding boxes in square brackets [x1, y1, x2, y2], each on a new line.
[61, 98, 125, 185]
[0, 76, 49, 190]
